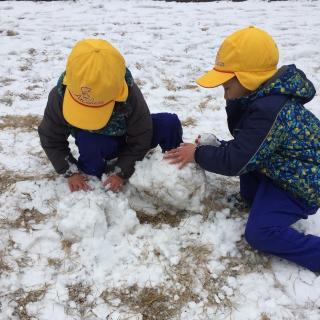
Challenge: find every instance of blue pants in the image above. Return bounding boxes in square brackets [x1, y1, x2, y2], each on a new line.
[75, 113, 183, 177]
[241, 172, 320, 272]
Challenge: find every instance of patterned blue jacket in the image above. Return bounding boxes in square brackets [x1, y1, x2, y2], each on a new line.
[195, 65, 320, 207]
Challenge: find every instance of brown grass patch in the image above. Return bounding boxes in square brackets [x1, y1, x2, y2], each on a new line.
[67, 283, 96, 318]
[0, 250, 12, 273]
[198, 95, 213, 112]
[101, 244, 235, 319]
[47, 258, 63, 269]
[0, 90, 14, 106]
[61, 239, 73, 253]
[6, 30, 19, 36]
[261, 313, 271, 320]
[181, 116, 197, 127]
[0, 114, 41, 131]
[0, 208, 47, 231]
[11, 287, 47, 320]
[163, 79, 177, 91]
[18, 92, 42, 101]
[165, 95, 178, 102]
[0, 77, 16, 86]
[26, 84, 41, 91]
[136, 210, 188, 227]
[135, 62, 143, 70]
[182, 84, 198, 90]
[20, 64, 31, 72]
[0, 170, 55, 194]
[28, 48, 36, 55]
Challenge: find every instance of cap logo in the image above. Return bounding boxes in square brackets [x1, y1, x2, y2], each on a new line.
[70, 87, 106, 107]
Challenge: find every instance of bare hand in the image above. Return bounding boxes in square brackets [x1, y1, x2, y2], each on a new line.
[163, 143, 196, 169]
[67, 173, 91, 192]
[102, 174, 124, 192]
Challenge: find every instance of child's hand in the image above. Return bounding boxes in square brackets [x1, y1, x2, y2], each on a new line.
[67, 173, 91, 192]
[163, 143, 196, 169]
[103, 174, 124, 193]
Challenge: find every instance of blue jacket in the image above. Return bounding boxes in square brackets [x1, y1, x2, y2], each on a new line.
[195, 65, 320, 207]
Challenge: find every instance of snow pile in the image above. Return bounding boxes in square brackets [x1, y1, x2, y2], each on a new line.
[129, 151, 207, 214]
[57, 187, 139, 241]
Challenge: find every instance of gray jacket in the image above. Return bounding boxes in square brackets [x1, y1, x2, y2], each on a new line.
[38, 83, 153, 179]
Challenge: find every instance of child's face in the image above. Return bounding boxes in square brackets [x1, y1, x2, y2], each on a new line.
[222, 76, 251, 100]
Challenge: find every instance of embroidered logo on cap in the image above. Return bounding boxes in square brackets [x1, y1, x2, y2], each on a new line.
[70, 87, 106, 107]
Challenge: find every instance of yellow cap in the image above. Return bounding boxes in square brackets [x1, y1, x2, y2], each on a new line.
[63, 39, 128, 130]
[196, 26, 279, 91]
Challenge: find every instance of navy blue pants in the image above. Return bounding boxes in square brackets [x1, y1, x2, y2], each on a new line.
[241, 172, 320, 272]
[75, 113, 183, 177]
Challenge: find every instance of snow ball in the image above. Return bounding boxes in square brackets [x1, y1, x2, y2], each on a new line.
[129, 151, 207, 213]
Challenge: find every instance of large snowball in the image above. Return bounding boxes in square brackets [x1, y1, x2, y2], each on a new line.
[129, 151, 207, 214]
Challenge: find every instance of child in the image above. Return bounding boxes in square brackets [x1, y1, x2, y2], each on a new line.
[165, 26, 320, 272]
[39, 39, 182, 193]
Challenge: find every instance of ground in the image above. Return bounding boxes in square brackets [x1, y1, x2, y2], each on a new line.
[0, 1, 320, 319]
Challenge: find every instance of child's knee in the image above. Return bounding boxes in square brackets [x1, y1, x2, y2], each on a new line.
[168, 113, 182, 130]
[153, 112, 182, 131]
[244, 224, 281, 251]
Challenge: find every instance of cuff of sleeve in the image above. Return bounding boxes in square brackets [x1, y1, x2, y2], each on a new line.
[194, 145, 202, 165]
[63, 163, 79, 178]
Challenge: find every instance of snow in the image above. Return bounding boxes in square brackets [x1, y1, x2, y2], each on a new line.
[1, 0, 320, 319]
[130, 152, 207, 213]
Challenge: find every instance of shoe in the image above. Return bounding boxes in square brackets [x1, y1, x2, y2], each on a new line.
[227, 192, 250, 211]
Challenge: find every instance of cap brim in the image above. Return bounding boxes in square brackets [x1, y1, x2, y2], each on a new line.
[63, 89, 115, 130]
[196, 69, 235, 88]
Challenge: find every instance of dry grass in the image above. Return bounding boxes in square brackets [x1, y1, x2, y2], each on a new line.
[101, 285, 176, 320]
[134, 78, 147, 88]
[198, 95, 213, 112]
[165, 95, 178, 102]
[182, 84, 198, 90]
[11, 287, 47, 320]
[0, 90, 14, 106]
[136, 210, 188, 227]
[181, 116, 197, 127]
[67, 283, 96, 318]
[19, 64, 31, 72]
[18, 92, 42, 101]
[47, 258, 63, 269]
[135, 62, 143, 70]
[6, 30, 19, 36]
[0, 77, 16, 86]
[0, 250, 12, 273]
[101, 244, 236, 320]
[0, 170, 55, 194]
[163, 79, 177, 91]
[25, 84, 41, 91]
[0, 208, 47, 231]
[0, 114, 41, 131]
[28, 48, 36, 56]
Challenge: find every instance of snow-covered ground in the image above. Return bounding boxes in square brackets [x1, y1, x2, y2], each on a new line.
[1, 0, 320, 319]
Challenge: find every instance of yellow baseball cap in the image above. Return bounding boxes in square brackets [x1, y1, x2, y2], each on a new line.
[196, 26, 279, 91]
[63, 39, 128, 130]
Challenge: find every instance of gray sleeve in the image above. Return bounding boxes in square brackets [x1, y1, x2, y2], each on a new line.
[115, 83, 153, 179]
[38, 87, 74, 174]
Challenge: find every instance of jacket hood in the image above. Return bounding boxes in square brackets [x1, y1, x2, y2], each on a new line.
[228, 64, 316, 107]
